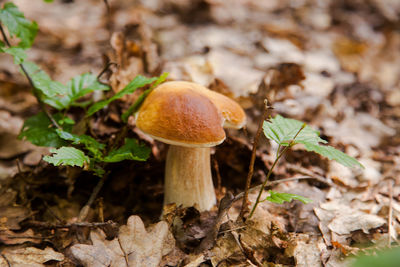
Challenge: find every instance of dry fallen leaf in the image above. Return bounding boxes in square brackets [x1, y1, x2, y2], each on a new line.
[70, 215, 175, 267]
[0, 229, 42, 245]
[0, 246, 64, 267]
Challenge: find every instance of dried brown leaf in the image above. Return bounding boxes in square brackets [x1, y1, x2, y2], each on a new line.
[70, 215, 175, 267]
[0, 246, 64, 267]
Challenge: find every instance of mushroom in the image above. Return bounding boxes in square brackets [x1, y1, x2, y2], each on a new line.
[136, 81, 246, 211]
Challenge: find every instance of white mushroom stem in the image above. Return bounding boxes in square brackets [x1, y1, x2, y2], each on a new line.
[164, 145, 216, 211]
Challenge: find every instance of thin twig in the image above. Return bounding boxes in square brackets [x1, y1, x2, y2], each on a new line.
[43, 201, 63, 222]
[78, 172, 109, 222]
[97, 62, 117, 81]
[1, 254, 11, 267]
[24, 220, 118, 229]
[388, 179, 394, 247]
[248, 124, 306, 219]
[0, 24, 61, 129]
[238, 101, 271, 220]
[117, 236, 130, 267]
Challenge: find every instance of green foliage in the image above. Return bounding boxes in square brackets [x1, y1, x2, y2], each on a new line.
[0, 2, 38, 48]
[103, 138, 150, 163]
[87, 75, 158, 116]
[18, 112, 68, 147]
[352, 247, 400, 267]
[121, 72, 169, 122]
[44, 72, 110, 110]
[0, 2, 163, 177]
[23, 61, 68, 98]
[263, 115, 326, 146]
[265, 190, 312, 204]
[2, 46, 26, 64]
[263, 115, 363, 168]
[43, 147, 89, 167]
[56, 130, 105, 159]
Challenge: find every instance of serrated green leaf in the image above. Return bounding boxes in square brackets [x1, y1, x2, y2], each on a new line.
[121, 72, 169, 122]
[303, 142, 364, 168]
[43, 147, 89, 167]
[263, 115, 363, 168]
[56, 129, 105, 159]
[3, 47, 26, 64]
[0, 2, 38, 48]
[263, 115, 327, 146]
[18, 112, 67, 147]
[103, 138, 150, 163]
[87, 75, 158, 116]
[23, 61, 67, 103]
[265, 190, 312, 204]
[44, 73, 110, 110]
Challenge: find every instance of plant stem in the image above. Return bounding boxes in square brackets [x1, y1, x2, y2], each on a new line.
[238, 105, 270, 220]
[247, 124, 305, 219]
[0, 24, 61, 129]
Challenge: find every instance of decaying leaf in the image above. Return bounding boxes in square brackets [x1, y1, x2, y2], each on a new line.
[0, 229, 42, 245]
[0, 246, 64, 267]
[70, 215, 175, 267]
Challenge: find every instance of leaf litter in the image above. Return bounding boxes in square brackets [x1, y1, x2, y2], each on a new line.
[0, 0, 400, 266]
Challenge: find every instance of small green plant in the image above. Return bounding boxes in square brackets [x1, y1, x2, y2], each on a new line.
[0, 2, 167, 177]
[248, 114, 363, 218]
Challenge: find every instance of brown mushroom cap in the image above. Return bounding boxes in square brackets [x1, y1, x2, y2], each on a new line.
[171, 81, 246, 129]
[136, 81, 246, 147]
[136, 84, 226, 147]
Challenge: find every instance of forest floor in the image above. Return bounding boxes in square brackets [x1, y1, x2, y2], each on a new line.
[1, 0, 400, 266]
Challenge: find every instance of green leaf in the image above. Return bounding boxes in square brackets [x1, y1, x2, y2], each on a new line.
[0, 2, 38, 48]
[43, 0, 54, 2]
[103, 138, 150, 163]
[45, 73, 110, 110]
[263, 115, 327, 146]
[56, 129, 105, 159]
[121, 72, 169, 122]
[58, 116, 75, 126]
[303, 142, 364, 168]
[43, 147, 89, 167]
[263, 115, 363, 168]
[87, 75, 158, 116]
[18, 112, 67, 147]
[22, 61, 67, 103]
[265, 190, 312, 204]
[3, 47, 27, 64]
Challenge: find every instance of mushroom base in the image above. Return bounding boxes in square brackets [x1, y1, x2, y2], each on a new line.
[164, 145, 216, 211]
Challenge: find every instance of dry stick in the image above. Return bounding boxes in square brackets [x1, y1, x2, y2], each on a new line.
[78, 172, 109, 222]
[0, 254, 11, 267]
[25, 220, 118, 229]
[0, 24, 61, 129]
[248, 124, 306, 219]
[238, 103, 271, 220]
[388, 179, 394, 247]
[78, 126, 129, 222]
[97, 62, 117, 81]
[117, 237, 130, 267]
